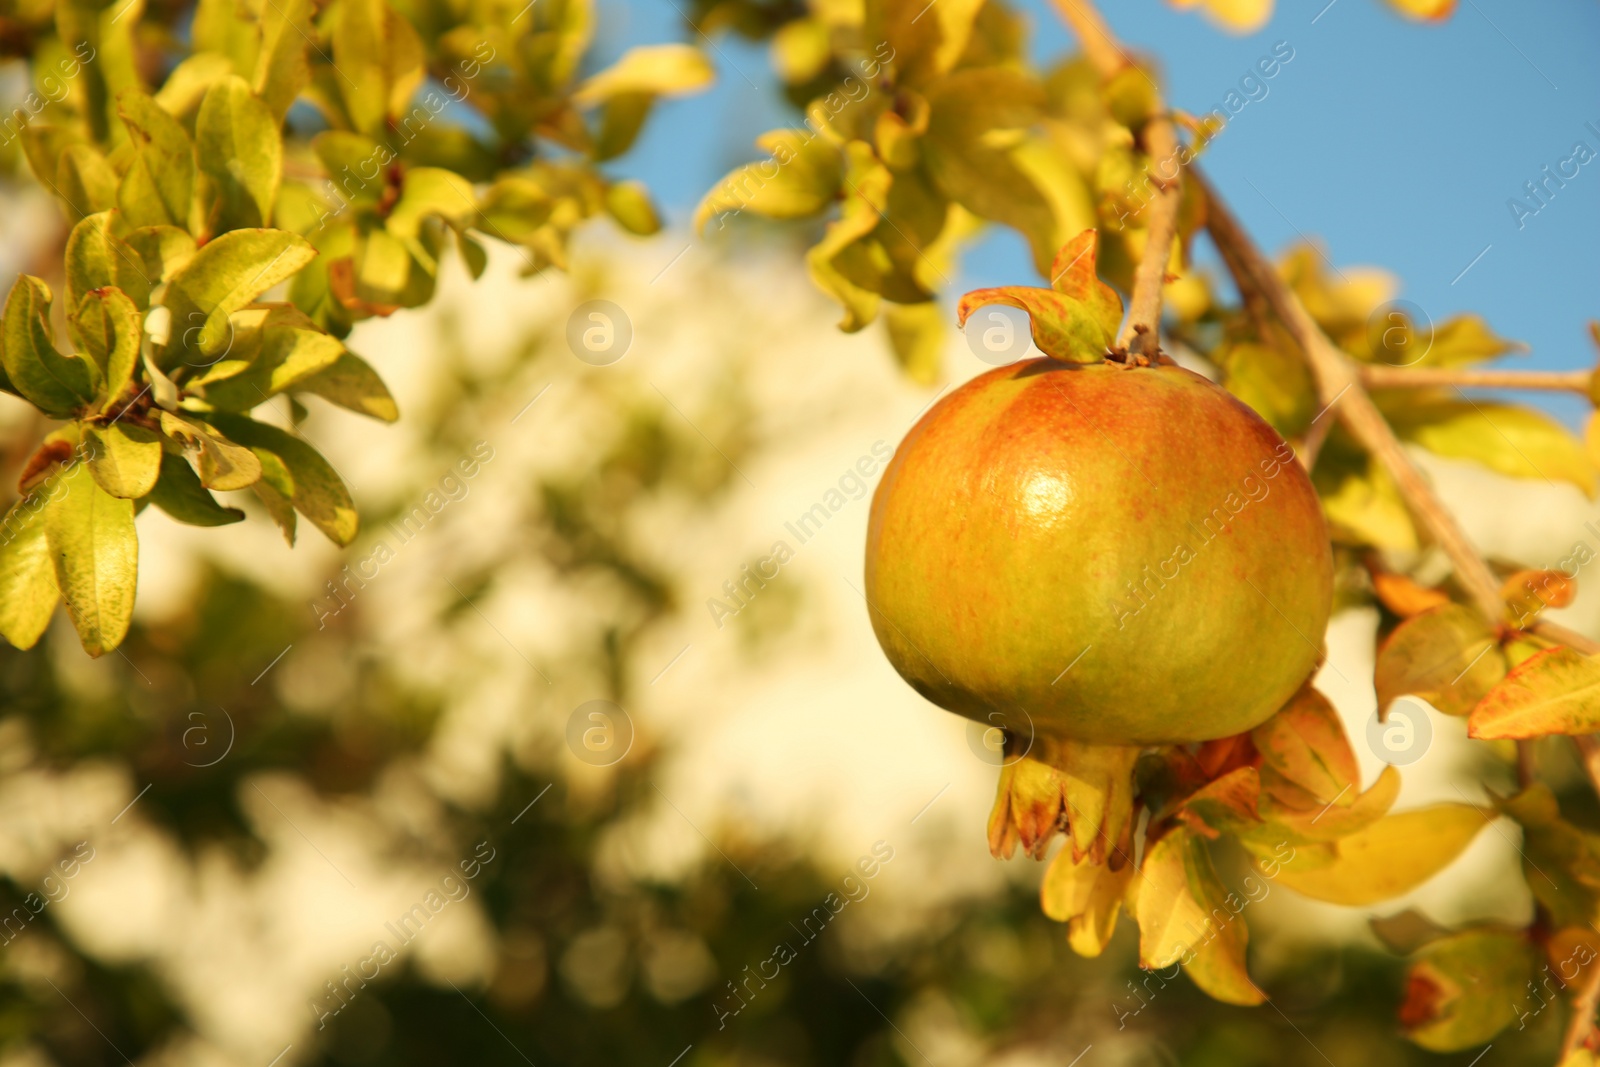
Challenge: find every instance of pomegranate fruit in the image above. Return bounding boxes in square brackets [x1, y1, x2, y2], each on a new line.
[865, 358, 1333, 747]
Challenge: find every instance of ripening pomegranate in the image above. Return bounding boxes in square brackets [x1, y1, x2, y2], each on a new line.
[865, 358, 1333, 747]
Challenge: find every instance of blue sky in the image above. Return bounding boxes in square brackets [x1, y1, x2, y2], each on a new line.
[598, 0, 1600, 420]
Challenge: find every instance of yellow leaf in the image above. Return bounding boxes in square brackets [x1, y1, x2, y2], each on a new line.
[1167, 0, 1273, 32]
[1272, 804, 1490, 906]
[1375, 603, 1506, 717]
[1470, 647, 1600, 740]
[573, 45, 714, 106]
[1384, 0, 1456, 21]
[1251, 684, 1359, 809]
[1136, 828, 1264, 1004]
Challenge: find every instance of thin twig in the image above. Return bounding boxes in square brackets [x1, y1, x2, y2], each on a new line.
[1361, 365, 1592, 394]
[1196, 170, 1507, 626]
[1049, 0, 1182, 359]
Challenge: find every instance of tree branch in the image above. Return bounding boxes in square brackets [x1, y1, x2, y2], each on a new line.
[1049, 0, 1182, 359]
[1197, 171, 1508, 626]
[1361, 365, 1593, 394]
[1562, 953, 1600, 1063]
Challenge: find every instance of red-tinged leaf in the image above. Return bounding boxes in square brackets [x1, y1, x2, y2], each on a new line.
[1370, 568, 1450, 618]
[1500, 567, 1578, 626]
[1251, 685, 1358, 810]
[1374, 603, 1506, 717]
[1469, 646, 1600, 740]
[1271, 803, 1490, 906]
[1261, 765, 1401, 843]
[956, 230, 1122, 362]
[1180, 765, 1262, 839]
[1401, 928, 1534, 1053]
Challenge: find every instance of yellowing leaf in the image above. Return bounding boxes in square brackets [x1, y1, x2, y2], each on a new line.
[697, 130, 843, 233]
[1167, 0, 1272, 32]
[71, 288, 143, 413]
[956, 230, 1122, 362]
[293, 351, 399, 422]
[1496, 784, 1600, 928]
[146, 453, 245, 528]
[1263, 764, 1402, 842]
[1375, 603, 1506, 717]
[573, 44, 713, 106]
[84, 424, 162, 499]
[45, 462, 138, 657]
[1272, 804, 1489, 906]
[883, 301, 944, 386]
[196, 75, 282, 232]
[1384, 0, 1456, 21]
[1135, 827, 1264, 1005]
[333, 0, 425, 139]
[208, 414, 358, 546]
[116, 89, 196, 230]
[2, 276, 99, 418]
[1370, 569, 1451, 618]
[160, 228, 317, 367]
[1251, 684, 1358, 809]
[1469, 646, 1600, 740]
[1387, 396, 1595, 497]
[0, 497, 60, 650]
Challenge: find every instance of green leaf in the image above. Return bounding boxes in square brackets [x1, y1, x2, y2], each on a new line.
[604, 181, 660, 237]
[1401, 928, 1535, 1052]
[883, 301, 944, 386]
[333, 0, 425, 139]
[84, 423, 162, 499]
[1376, 603, 1507, 717]
[593, 93, 654, 162]
[160, 228, 317, 367]
[253, 0, 313, 122]
[1469, 646, 1600, 740]
[922, 68, 1058, 274]
[2, 276, 99, 418]
[1495, 784, 1600, 928]
[57, 145, 121, 224]
[1271, 804, 1490, 906]
[805, 142, 890, 332]
[1135, 827, 1265, 1006]
[116, 89, 196, 230]
[124, 225, 199, 286]
[70, 287, 143, 413]
[311, 132, 387, 208]
[0, 497, 61, 650]
[197, 306, 345, 410]
[572, 44, 713, 106]
[208, 413, 357, 545]
[45, 462, 138, 657]
[252, 448, 298, 544]
[197, 75, 283, 232]
[65, 212, 152, 316]
[1386, 395, 1595, 497]
[696, 129, 843, 232]
[293, 351, 398, 422]
[956, 230, 1122, 361]
[1216, 339, 1317, 437]
[145, 452, 246, 527]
